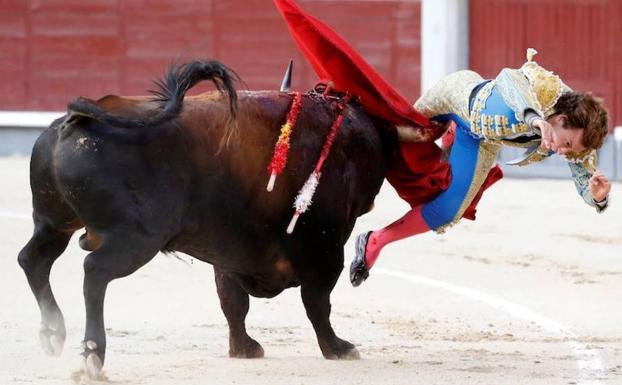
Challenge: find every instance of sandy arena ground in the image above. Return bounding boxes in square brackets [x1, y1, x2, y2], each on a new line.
[1, 155, 621, 385]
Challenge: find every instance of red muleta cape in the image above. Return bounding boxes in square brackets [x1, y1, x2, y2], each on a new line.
[273, 0, 502, 219]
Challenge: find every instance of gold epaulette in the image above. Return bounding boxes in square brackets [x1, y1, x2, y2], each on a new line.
[520, 48, 565, 116]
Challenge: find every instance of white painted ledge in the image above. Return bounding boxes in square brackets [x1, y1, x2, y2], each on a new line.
[0, 111, 64, 128]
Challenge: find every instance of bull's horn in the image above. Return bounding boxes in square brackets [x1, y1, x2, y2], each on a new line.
[280, 60, 293, 92]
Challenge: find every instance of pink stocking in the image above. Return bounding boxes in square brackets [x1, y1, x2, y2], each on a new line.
[365, 205, 431, 268]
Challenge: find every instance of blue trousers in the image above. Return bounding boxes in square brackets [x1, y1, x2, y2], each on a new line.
[421, 114, 490, 230]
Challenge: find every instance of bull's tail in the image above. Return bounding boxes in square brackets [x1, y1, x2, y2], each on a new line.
[62, 60, 240, 133]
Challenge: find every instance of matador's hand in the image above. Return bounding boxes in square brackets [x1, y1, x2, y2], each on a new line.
[532, 119, 554, 151]
[589, 170, 611, 202]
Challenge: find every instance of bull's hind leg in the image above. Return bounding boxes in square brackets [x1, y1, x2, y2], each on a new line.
[18, 221, 73, 356]
[214, 267, 264, 358]
[80, 233, 161, 379]
[300, 255, 360, 360]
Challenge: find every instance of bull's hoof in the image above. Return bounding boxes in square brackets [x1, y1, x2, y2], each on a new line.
[337, 347, 360, 360]
[324, 346, 360, 360]
[39, 324, 65, 357]
[85, 352, 103, 380]
[82, 340, 104, 380]
[229, 337, 264, 359]
[320, 339, 360, 360]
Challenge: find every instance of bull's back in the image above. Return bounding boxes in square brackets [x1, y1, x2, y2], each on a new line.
[170, 91, 387, 268]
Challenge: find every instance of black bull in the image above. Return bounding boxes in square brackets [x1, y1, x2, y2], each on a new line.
[18, 60, 394, 376]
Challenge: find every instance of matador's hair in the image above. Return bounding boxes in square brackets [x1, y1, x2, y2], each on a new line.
[553, 92, 609, 150]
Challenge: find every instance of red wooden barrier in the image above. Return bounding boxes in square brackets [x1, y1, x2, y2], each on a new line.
[470, 0, 621, 128]
[0, 0, 422, 111]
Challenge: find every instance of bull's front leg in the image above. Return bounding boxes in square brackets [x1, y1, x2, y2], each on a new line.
[214, 267, 264, 358]
[300, 281, 360, 360]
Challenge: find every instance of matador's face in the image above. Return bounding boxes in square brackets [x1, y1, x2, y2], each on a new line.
[547, 115, 586, 155]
